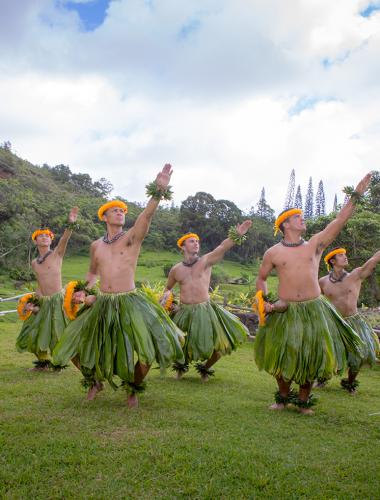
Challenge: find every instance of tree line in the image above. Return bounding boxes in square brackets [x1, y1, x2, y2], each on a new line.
[0, 145, 379, 304]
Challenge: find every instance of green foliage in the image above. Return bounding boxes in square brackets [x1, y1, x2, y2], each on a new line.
[306, 208, 380, 305]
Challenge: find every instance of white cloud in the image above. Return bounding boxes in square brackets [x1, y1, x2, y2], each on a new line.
[0, 0, 379, 214]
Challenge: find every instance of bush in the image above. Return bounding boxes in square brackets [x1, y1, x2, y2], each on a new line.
[8, 267, 35, 282]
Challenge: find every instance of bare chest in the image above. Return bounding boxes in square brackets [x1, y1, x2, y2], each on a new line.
[323, 277, 361, 302]
[272, 246, 318, 273]
[176, 264, 211, 285]
[95, 241, 138, 268]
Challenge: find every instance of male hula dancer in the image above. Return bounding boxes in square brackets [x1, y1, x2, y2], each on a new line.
[53, 164, 184, 408]
[161, 222, 251, 381]
[319, 247, 380, 393]
[16, 207, 79, 370]
[254, 173, 371, 415]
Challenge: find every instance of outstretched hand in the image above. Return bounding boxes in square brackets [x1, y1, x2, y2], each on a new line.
[236, 220, 252, 236]
[68, 207, 79, 223]
[355, 173, 372, 195]
[156, 164, 173, 190]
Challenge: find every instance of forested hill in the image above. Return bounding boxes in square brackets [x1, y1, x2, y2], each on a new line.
[0, 144, 379, 304]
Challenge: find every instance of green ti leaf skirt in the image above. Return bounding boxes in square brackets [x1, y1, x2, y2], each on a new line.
[16, 292, 67, 359]
[173, 300, 249, 363]
[345, 313, 380, 372]
[52, 290, 185, 387]
[254, 296, 364, 385]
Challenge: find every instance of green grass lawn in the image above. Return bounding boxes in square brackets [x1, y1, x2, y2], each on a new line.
[1, 320, 379, 499]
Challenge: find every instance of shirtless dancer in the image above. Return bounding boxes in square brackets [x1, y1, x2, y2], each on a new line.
[319, 247, 380, 393]
[16, 207, 78, 370]
[53, 165, 184, 408]
[254, 174, 371, 414]
[162, 222, 251, 381]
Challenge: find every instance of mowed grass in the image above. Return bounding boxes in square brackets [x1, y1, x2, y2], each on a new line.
[1, 321, 380, 499]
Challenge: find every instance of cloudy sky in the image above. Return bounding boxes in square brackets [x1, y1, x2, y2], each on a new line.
[1, 0, 379, 213]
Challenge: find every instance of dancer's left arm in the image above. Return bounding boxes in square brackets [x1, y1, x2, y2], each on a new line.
[55, 207, 79, 257]
[204, 220, 252, 266]
[311, 173, 371, 252]
[357, 250, 380, 279]
[131, 164, 173, 243]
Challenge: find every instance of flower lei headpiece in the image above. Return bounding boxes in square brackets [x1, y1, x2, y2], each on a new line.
[31, 229, 55, 241]
[177, 233, 200, 249]
[324, 248, 346, 270]
[274, 208, 303, 236]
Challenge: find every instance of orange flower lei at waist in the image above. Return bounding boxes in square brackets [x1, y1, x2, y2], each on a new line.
[273, 208, 303, 236]
[324, 248, 346, 270]
[17, 293, 40, 321]
[31, 229, 55, 241]
[252, 290, 266, 326]
[163, 291, 174, 311]
[64, 281, 97, 320]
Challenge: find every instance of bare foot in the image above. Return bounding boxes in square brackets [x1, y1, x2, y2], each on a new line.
[175, 371, 183, 380]
[200, 374, 209, 383]
[95, 381, 104, 392]
[28, 366, 50, 372]
[297, 407, 314, 415]
[269, 403, 286, 411]
[127, 394, 139, 409]
[87, 384, 101, 401]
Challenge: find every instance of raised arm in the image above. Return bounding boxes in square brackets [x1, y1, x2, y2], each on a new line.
[357, 250, 380, 280]
[55, 207, 79, 258]
[131, 164, 173, 243]
[204, 220, 252, 267]
[311, 173, 371, 253]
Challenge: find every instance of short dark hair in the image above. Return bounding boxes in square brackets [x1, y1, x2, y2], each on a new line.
[277, 207, 297, 233]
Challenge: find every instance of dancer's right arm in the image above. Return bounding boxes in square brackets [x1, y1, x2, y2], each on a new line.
[85, 242, 99, 288]
[256, 251, 275, 313]
[161, 267, 177, 305]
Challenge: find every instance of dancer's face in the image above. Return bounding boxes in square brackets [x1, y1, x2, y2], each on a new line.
[34, 234, 52, 248]
[183, 238, 200, 255]
[284, 213, 306, 233]
[332, 253, 348, 268]
[103, 207, 125, 226]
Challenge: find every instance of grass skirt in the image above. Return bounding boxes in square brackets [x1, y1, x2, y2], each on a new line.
[172, 301, 248, 363]
[254, 296, 363, 385]
[345, 314, 380, 372]
[16, 292, 67, 359]
[52, 291, 185, 387]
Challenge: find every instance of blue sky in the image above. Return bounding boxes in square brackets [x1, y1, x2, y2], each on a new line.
[63, 0, 110, 31]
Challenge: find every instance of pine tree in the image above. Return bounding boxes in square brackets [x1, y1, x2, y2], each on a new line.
[294, 184, 303, 209]
[304, 177, 314, 219]
[255, 187, 275, 221]
[332, 193, 338, 212]
[283, 169, 295, 209]
[315, 180, 326, 217]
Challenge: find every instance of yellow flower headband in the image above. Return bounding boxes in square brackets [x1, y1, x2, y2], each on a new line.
[177, 233, 200, 249]
[98, 200, 128, 221]
[274, 208, 303, 236]
[324, 248, 346, 270]
[31, 229, 55, 241]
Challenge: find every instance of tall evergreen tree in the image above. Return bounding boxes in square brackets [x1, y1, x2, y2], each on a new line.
[294, 184, 303, 209]
[255, 187, 275, 221]
[283, 169, 295, 209]
[315, 180, 326, 217]
[304, 177, 314, 219]
[332, 193, 338, 212]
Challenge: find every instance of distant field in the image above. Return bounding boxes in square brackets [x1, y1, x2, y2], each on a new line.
[0, 250, 278, 312]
